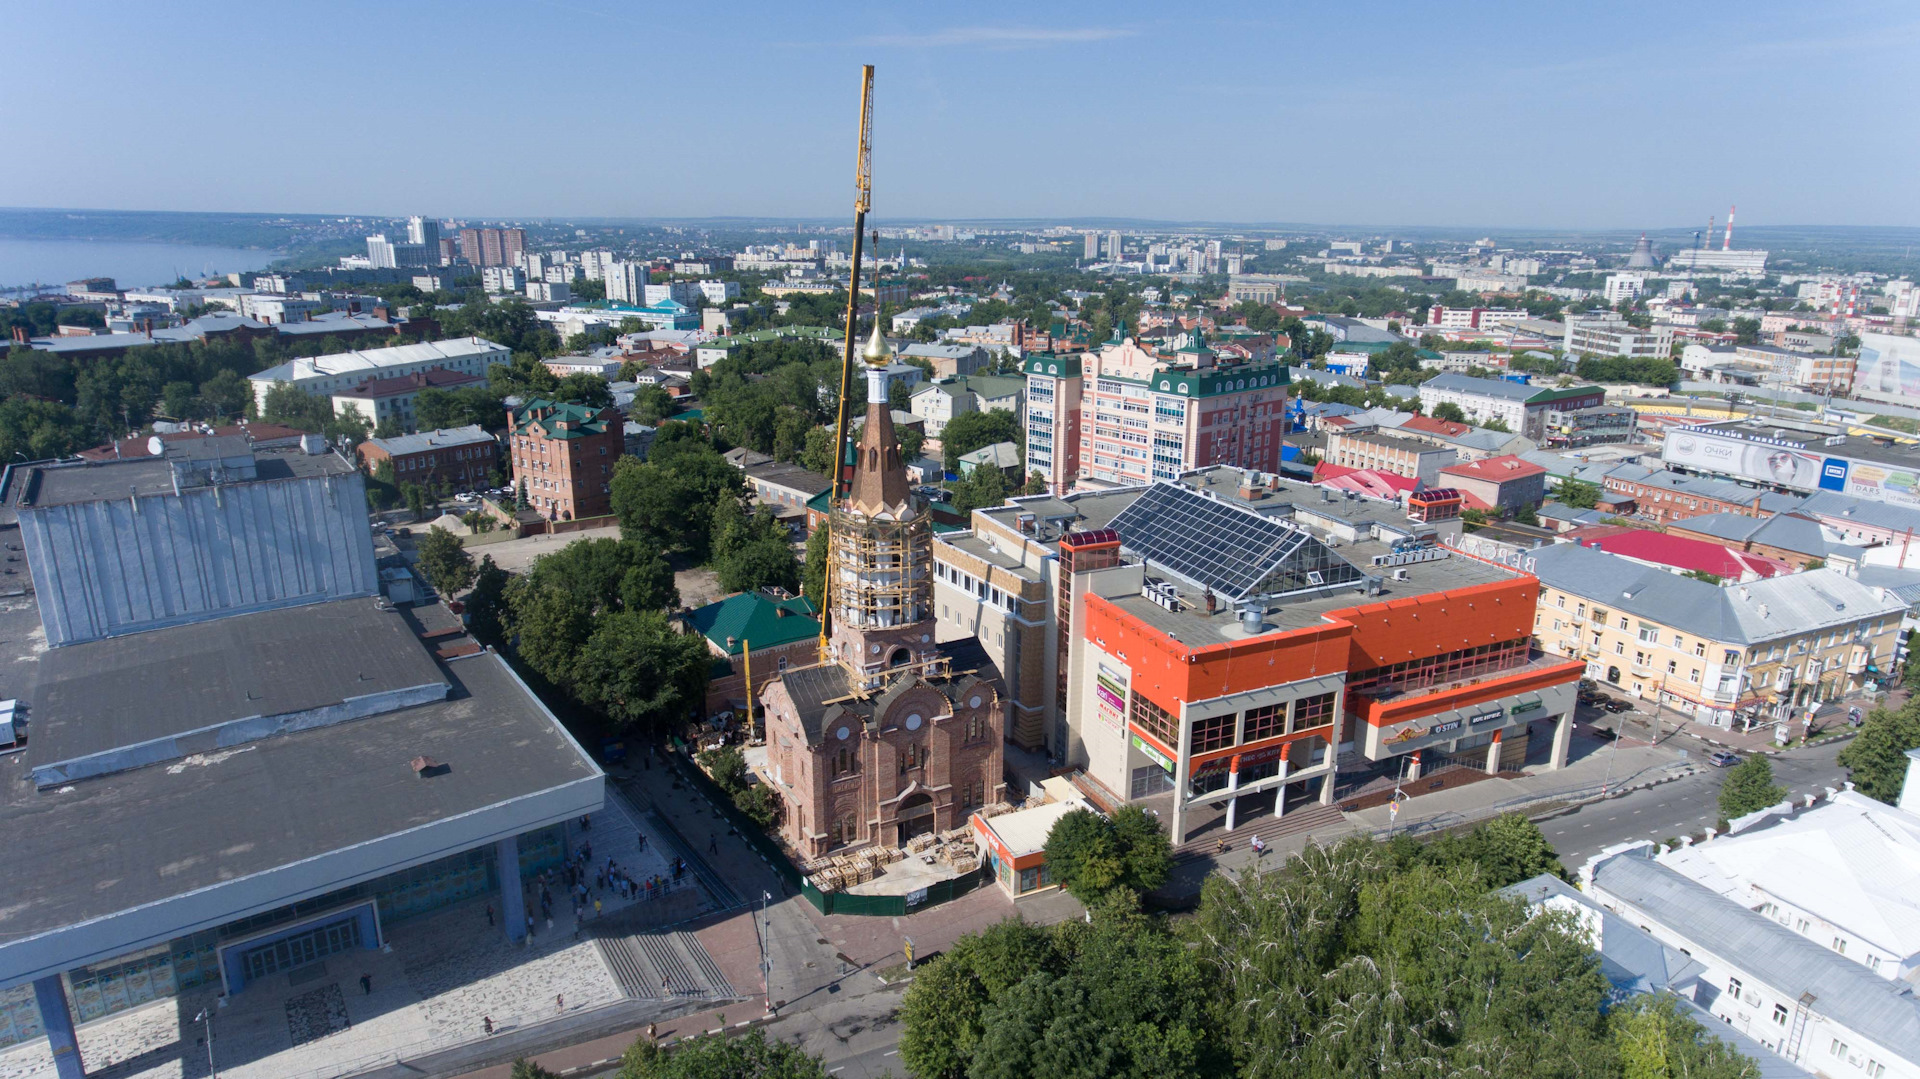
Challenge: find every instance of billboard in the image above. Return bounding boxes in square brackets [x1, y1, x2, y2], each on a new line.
[1662, 429, 1825, 489]
[1837, 460, 1920, 509]
[1094, 663, 1128, 730]
[1853, 333, 1920, 406]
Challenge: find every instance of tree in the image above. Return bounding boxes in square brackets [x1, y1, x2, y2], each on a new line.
[1432, 401, 1467, 423]
[403, 482, 428, 521]
[951, 463, 1009, 515]
[1608, 996, 1761, 1079]
[939, 409, 1022, 471]
[1020, 470, 1048, 496]
[465, 556, 510, 644]
[571, 611, 712, 732]
[1559, 479, 1602, 509]
[259, 382, 334, 432]
[1511, 502, 1540, 527]
[1042, 805, 1171, 904]
[899, 920, 1067, 1079]
[1837, 699, 1920, 804]
[1904, 630, 1920, 691]
[1731, 317, 1762, 345]
[620, 544, 680, 611]
[0, 396, 92, 462]
[1414, 813, 1567, 888]
[1718, 755, 1787, 819]
[416, 527, 475, 595]
[802, 525, 829, 609]
[717, 537, 800, 595]
[615, 1029, 828, 1079]
[509, 1061, 558, 1079]
[799, 426, 837, 475]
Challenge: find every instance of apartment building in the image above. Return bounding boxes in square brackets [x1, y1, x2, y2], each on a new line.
[507, 398, 622, 521]
[1564, 315, 1674, 359]
[247, 337, 506, 413]
[329, 366, 485, 433]
[1601, 464, 1803, 524]
[1529, 542, 1903, 725]
[1022, 353, 1083, 495]
[1324, 430, 1457, 484]
[1024, 334, 1288, 491]
[1418, 374, 1605, 441]
[356, 425, 498, 492]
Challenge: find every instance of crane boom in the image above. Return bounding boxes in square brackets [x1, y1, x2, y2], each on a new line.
[820, 64, 875, 656]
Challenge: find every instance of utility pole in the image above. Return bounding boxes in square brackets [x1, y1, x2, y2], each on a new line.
[194, 1008, 216, 1078]
[818, 63, 875, 657]
[759, 890, 774, 1015]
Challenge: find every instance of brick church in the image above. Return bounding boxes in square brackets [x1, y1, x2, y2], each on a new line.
[760, 327, 1007, 860]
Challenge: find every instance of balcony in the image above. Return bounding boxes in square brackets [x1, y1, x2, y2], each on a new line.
[1847, 649, 1869, 675]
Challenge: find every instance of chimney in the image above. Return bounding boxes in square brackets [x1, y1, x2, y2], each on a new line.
[375, 305, 390, 322]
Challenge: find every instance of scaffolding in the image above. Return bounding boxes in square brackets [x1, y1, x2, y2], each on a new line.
[827, 509, 932, 634]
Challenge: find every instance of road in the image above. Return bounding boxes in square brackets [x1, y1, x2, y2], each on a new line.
[1539, 735, 1849, 868]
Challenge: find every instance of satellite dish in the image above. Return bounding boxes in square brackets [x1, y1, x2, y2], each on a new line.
[147, 436, 165, 457]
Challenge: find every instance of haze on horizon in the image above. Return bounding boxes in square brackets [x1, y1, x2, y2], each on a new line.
[4, 0, 1916, 231]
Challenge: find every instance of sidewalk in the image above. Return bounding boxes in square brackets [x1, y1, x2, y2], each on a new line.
[1597, 688, 1894, 757]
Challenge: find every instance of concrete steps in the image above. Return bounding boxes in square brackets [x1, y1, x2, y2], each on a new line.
[1172, 803, 1345, 865]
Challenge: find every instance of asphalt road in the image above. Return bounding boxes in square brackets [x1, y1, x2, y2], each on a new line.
[1540, 736, 1849, 868]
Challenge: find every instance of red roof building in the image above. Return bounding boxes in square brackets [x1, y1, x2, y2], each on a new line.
[1436, 454, 1547, 515]
[1566, 527, 1794, 581]
[1312, 461, 1419, 501]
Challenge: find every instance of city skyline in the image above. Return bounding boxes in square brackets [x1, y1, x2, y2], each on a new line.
[2, 0, 1916, 228]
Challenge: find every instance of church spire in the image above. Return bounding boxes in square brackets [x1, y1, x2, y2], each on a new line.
[847, 324, 912, 517]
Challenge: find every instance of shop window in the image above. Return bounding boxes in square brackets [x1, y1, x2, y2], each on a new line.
[1243, 702, 1284, 742]
[1294, 692, 1335, 729]
[1192, 712, 1234, 753]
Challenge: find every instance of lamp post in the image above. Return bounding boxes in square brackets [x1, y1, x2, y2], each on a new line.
[759, 889, 773, 1015]
[193, 1008, 216, 1078]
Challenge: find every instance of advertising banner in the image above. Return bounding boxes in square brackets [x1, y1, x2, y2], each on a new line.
[1130, 733, 1174, 773]
[1853, 333, 1920, 406]
[1663, 429, 1822, 489]
[1094, 664, 1128, 730]
[1839, 461, 1920, 509]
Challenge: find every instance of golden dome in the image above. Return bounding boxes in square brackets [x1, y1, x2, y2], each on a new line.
[862, 321, 892, 367]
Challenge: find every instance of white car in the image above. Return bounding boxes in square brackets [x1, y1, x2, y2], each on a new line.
[454, 492, 478, 504]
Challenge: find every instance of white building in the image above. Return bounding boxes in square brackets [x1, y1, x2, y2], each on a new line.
[605, 261, 646, 304]
[1578, 760, 1920, 1078]
[481, 266, 525, 295]
[237, 293, 324, 324]
[1565, 314, 1673, 359]
[698, 280, 741, 304]
[1604, 274, 1647, 304]
[248, 337, 508, 412]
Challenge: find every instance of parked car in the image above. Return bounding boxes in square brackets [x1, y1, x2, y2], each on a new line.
[454, 492, 478, 504]
[1707, 750, 1741, 768]
[1601, 698, 1633, 713]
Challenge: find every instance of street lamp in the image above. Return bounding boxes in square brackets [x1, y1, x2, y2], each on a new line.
[759, 889, 774, 1015]
[193, 1008, 216, 1078]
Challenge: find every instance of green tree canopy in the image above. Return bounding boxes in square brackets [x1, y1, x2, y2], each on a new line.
[570, 610, 711, 732]
[940, 409, 1023, 471]
[1042, 805, 1172, 904]
[415, 526, 475, 595]
[1717, 755, 1787, 819]
[616, 1029, 828, 1079]
[1559, 479, 1602, 509]
[1838, 699, 1920, 804]
[1432, 401, 1467, 422]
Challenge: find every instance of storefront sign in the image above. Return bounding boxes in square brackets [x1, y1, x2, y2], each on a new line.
[1469, 708, 1506, 725]
[1509, 700, 1543, 717]
[1237, 742, 1289, 769]
[1431, 719, 1461, 735]
[1094, 664, 1128, 730]
[1131, 733, 1174, 773]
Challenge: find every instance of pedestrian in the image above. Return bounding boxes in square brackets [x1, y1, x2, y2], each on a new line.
[637, 832, 647, 851]
[360, 973, 371, 995]
[662, 976, 672, 997]
[594, 897, 603, 919]
[483, 1016, 494, 1036]
[526, 914, 535, 938]
[546, 914, 554, 932]
[556, 993, 565, 1012]
[583, 840, 592, 862]
[708, 833, 718, 855]
[486, 903, 494, 928]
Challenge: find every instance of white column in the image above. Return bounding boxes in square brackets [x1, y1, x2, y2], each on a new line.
[1274, 757, 1291, 819]
[1485, 731, 1503, 775]
[1223, 763, 1241, 832]
[1549, 713, 1573, 771]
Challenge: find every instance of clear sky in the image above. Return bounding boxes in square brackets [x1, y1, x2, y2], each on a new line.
[5, 0, 1916, 229]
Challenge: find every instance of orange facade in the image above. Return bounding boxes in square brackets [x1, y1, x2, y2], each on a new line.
[1081, 569, 1545, 733]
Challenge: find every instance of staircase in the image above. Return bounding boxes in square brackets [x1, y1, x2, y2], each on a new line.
[596, 929, 738, 1000]
[1172, 803, 1346, 865]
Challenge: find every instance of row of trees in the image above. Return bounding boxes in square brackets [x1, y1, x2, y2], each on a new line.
[902, 817, 1757, 1079]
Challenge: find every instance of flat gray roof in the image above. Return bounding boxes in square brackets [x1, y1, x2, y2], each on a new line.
[31, 599, 447, 773]
[1102, 538, 1516, 645]
[0, 647, 598, 952]
[10, 445, 355, 508]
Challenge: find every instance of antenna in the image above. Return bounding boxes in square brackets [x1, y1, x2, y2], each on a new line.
[1722, 204, 1736, 251]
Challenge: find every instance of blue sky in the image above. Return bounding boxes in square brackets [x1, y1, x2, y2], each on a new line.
[4, 0, 1916, 228]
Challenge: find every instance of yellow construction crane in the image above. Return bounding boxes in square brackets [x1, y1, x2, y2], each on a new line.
[819, 64, 874, 658]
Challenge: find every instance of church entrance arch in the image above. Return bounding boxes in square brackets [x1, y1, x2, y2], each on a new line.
[895, 792, 936, 843]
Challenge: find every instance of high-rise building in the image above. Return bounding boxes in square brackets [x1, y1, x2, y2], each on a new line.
[366, 234, 398, 270]
[508, 399, 622, 521]
[480, 230, 505, 268]
[502, 229, 526, 267]
[1105, 230, 1123, 261]
[1084, 232, 1100, 260]
[1024, 331, 1288, 490]
[605, 261, 646, 304]
[407, 216, 442, 261]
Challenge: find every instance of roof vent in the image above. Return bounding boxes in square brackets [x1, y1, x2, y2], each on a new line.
[410, 756, 449, 778]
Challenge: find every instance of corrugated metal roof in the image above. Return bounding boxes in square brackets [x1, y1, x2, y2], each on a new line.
[1593, 853, 1920, 1058]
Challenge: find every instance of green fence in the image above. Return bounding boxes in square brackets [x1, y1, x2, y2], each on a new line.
[668, 747, 990, 917]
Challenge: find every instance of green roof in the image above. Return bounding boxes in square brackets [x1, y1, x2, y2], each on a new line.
[806, 487, 833, 513]
[1525, 384, 1606, 404]
[1024, 353, 1082, 378]
[510, 398, 612, 439]
[1158, 361, 1288, 399]
[687, 592, 820, 655]
[699, 325, 841, 351]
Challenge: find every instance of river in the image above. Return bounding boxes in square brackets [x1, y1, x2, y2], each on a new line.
[0, 238, 282, 292]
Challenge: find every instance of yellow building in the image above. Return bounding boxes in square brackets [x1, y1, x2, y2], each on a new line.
[1527, 543, 1904, 727]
